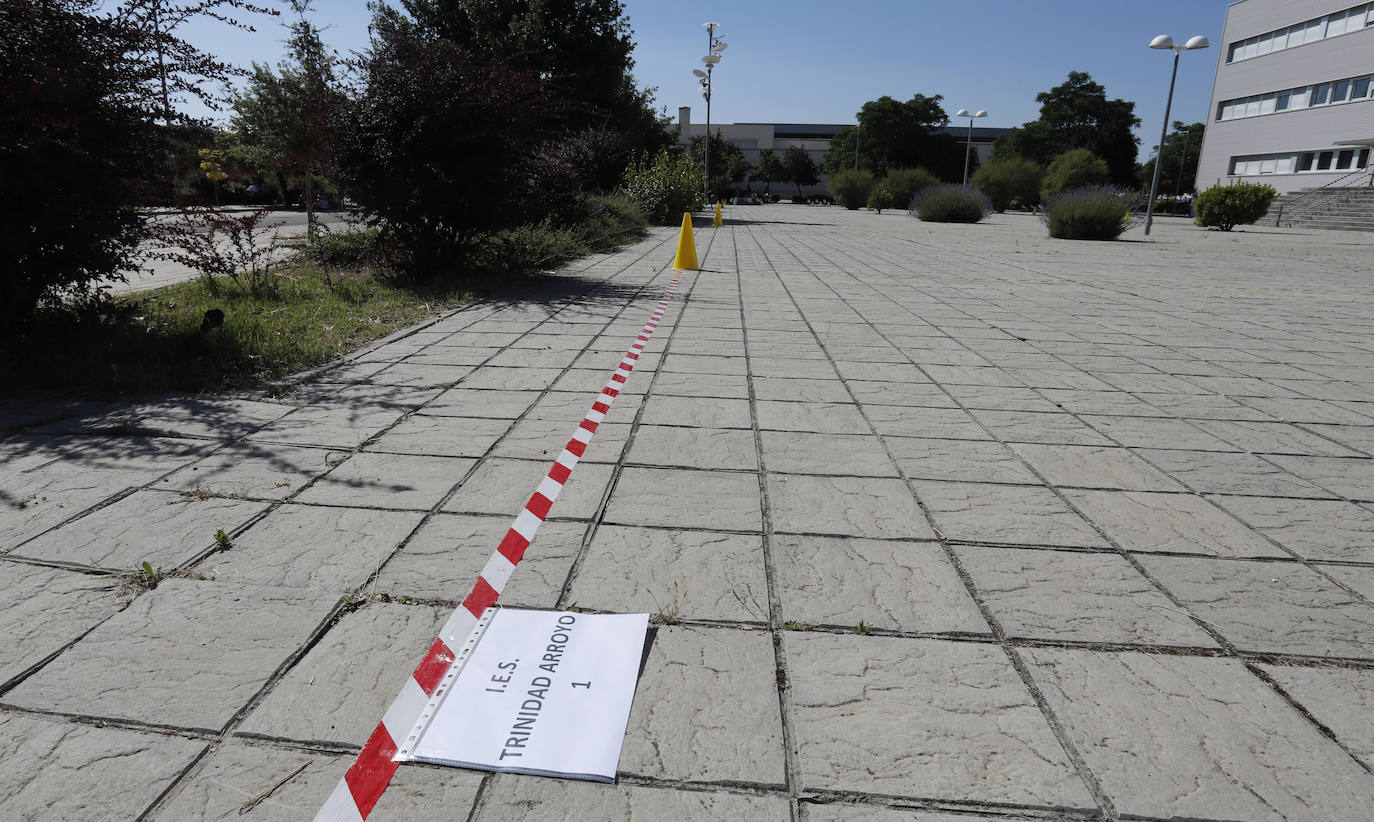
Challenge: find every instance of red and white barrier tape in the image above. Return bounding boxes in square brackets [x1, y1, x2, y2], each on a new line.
[314, 269, 683, 821]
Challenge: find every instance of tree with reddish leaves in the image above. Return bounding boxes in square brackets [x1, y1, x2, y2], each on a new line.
[0, 0, 275, 334]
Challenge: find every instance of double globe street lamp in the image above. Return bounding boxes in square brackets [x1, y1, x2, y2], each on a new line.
[955, 109, 988, 185]
[693, 22, 727, 199]
[1144, 34, 1210, 236]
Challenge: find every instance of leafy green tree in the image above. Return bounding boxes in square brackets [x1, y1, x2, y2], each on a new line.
[376, 0, 669, 157]
[230, 1, 342, 242]
[824, 94, 964, 179]
[336, 24, 570, 275]
[1138, 121, 1205, 196]
[973, 156, 1044, 211]
[753, 148, 782, 195]
[993, 72, 1140, 186]
[689, 131, 749, 196]
[780, 146, 819, 198]
[1041, 149, 1110, 201]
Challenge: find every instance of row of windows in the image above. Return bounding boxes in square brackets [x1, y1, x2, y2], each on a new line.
[1226, 3, 1373, 63]
[1230, 148, 1371, 176]
[1218, 74, 1374, 120]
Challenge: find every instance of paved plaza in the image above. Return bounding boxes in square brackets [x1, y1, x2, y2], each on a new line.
[3, 206, 1374, 820]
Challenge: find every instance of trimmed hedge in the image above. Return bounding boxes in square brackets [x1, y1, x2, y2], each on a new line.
[1193, 182, 1278, 231]
[910, 184, 992, 223]
[1041, 186, 1136, 240]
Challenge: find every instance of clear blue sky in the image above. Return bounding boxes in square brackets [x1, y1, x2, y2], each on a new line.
[177, 0, 1236, 160]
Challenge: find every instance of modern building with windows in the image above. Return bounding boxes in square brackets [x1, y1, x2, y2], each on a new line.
[1196, 0, 1374, 194]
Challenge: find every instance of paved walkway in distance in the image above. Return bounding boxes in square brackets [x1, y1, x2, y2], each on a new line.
[3, 206, 1374, 821]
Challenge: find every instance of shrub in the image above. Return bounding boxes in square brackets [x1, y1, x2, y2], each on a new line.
[619, 150, 704, 225]
[150, 207, 283, 297]
[1041, 186, 1137, 240]
[868, 167, 940, 211]
[1193, 182, 1278, 231]
[828, 169, 876, 210]
[973, 156, 1043, 212]
[911, 184, 992, 223]
[337, 33, 570, 277]
[1041, 149, 1109, 201]
[564, 194, 648, 251]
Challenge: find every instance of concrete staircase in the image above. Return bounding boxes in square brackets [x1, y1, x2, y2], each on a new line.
[1267, 185, 1374, 231]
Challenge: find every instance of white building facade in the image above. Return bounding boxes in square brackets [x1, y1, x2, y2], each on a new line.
[1196, 0, 1374, 194]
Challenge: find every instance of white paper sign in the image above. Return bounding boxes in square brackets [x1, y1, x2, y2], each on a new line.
[404, 608, 649, 782]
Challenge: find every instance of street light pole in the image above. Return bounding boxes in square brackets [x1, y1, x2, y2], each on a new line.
[1144, 34, 1209, 236]
[698, 23, 726, 200]
[955, 109, 987, 185]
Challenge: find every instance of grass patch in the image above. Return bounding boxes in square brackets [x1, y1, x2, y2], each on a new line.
[0, 262, 481, 396]
[4, 195, 647, 398]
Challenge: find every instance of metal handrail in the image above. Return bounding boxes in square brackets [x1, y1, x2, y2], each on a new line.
[1274, 165, 1374, 226]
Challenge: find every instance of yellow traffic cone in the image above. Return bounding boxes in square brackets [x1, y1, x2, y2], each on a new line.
[713, 201, 723, 227]
[671, 212, 698, 270]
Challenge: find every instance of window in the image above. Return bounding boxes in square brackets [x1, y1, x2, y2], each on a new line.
[1259, 95, 1277, 115]
[1337, 150, 1356, 170]
[1315, 84, 1333, 105]
[1318, 151, 1335, 170]
[1298, 153, 1316, 172]
[1276, 157, 1296, 174]
[1226, 4, 1370, 62]
[1360, 149, 1371, 169]
[1355, 78, 1371, 99]
[1334, 80, 1353, 102]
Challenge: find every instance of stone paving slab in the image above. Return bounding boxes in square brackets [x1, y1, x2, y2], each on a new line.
[772, 535, 987, 634]
[1024, 649, 1374, 820]
[7, 489, 268, 571]
[475, 775, 790, 821]
[955, 545, 1218, 647]
[3, 579, 337, 732]
[0, 714, 206, 822]
[197, 504, 424, 591]
[620, 625, 786, 785]
[785, 633, 1095, 809]
[7, 208, 1374, 820]
[565, 525, 769, 622]
[0, 563, 127, 688]
[150, 741, 485, 821]
[238, 602, 447, 747]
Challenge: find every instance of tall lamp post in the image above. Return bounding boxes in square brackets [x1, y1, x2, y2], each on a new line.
[695, 22, 727, 199]
[1144, 34, 1209, 236]
[955, 109, 987, 185]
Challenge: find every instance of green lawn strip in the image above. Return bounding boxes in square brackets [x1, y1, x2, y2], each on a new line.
[0, 264, 476, 397]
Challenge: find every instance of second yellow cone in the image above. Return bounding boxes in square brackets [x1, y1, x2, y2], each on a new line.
[713, 201, 723, 227]
[671, 212, 698, 270]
